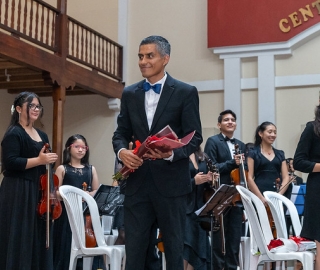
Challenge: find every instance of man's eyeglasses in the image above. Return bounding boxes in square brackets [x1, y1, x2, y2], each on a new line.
[28, 103, 43, 111]
[69, 144, 89, 151]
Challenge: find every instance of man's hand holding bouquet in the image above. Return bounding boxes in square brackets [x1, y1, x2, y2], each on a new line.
[113, 125, 195, 183]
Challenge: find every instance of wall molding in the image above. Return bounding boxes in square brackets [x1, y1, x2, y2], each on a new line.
[212, 23, 320, 59]
[187, 73, 320, 92]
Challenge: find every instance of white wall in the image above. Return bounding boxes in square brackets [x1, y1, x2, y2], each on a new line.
[125, 0, 223, 85]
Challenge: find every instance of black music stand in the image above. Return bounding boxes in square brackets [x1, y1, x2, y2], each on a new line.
[196, 184, 238, 270]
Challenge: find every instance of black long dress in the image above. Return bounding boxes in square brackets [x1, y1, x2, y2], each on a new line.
[0, 124, 53, 270]
[183, 159, 211, 270]
[294, 121, 320, 242]
[247, 146, 285, 194]
[53, 164, 95, 270]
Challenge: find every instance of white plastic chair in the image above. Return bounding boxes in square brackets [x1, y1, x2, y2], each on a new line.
[59, 185, 126, 270]
[236, 186, 314, 270]
[263, 191, 316, 249]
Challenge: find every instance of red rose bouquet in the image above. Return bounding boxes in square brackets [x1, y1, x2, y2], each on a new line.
[112, 125, 195, 182]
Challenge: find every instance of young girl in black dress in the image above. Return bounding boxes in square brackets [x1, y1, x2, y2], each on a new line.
[53, 134, 100, 270]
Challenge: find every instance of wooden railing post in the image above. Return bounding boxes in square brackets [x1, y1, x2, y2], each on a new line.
[56, 0, 68, 58]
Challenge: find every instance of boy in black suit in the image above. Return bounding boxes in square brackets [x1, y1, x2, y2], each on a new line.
[112, 36, 202, 270]
[204, 109, 245, 270]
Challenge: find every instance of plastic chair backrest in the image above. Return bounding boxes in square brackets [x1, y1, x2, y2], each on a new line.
[264, 191, 302, 237]
[236, 186, 274, 256]
[59, 185, 107, 249]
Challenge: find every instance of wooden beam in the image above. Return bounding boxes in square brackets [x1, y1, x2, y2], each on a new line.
[0, 80, 50, 89]
[0, 73, 44, 82]
[0, 61, 22, 69]
[0, 31, 124, 99]
[0, 67, 41, 75]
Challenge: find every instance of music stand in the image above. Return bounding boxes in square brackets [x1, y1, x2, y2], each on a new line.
[196, 184, 238, 270]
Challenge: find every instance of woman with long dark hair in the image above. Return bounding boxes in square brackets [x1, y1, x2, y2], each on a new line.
[247, 121, 290, 204]
[0, 91, 58, 270]
[293, 105, 320, 270]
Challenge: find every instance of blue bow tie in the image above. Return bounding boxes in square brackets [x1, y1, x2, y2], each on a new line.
[143, 82, 162, 94]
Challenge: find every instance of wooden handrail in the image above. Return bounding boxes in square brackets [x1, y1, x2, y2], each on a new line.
[67, 17, 123, 81]
[0, 0, 123, 82]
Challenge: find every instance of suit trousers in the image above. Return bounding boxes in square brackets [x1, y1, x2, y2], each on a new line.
[124, 171, 187, 270]
[211, 205, 243, 270]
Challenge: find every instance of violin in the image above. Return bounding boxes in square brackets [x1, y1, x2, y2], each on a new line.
[201, 156, 221, 232]
[230, 144, 248, 205]
[38, 143, 62, 249]
[82, 182, 97, 248]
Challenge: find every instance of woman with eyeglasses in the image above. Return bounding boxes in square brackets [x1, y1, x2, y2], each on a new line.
[0, 91, 58, 270]
[52, 134, 103, 270]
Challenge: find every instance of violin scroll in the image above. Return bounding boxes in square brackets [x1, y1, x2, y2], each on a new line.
[205, 156, 218, 174]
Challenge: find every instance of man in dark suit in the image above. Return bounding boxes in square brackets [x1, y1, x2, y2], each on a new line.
[112, 35, 202, 270]
[204, 109, 245, 270]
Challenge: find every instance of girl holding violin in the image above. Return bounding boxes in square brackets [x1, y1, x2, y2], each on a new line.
[0, 92, 58, 270]
[184, 146, 217, 270]
[247, 121, 290, 205]
[53, 134, 101, 270]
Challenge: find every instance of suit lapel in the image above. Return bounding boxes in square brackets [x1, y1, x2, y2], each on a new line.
[149, 75, 175, 134]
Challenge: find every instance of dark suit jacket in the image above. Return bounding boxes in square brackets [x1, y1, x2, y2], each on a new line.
[204, 133, 246, 185]
[112, 74, 202, 197]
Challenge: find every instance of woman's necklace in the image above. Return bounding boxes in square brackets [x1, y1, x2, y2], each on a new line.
[261, 146, 273, 155]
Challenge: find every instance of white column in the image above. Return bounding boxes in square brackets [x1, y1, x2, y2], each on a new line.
[224, 57, 242, 139]
[258, 55, 276, 125]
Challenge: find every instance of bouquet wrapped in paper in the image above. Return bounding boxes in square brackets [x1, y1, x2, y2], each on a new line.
[113, 125, 195, 182]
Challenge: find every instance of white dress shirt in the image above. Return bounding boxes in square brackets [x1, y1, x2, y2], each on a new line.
[222, 133, 235, 158]
[145, 73, 167, 129]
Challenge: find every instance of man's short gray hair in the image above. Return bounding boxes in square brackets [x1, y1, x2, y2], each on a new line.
[140, 35, 171, 57]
